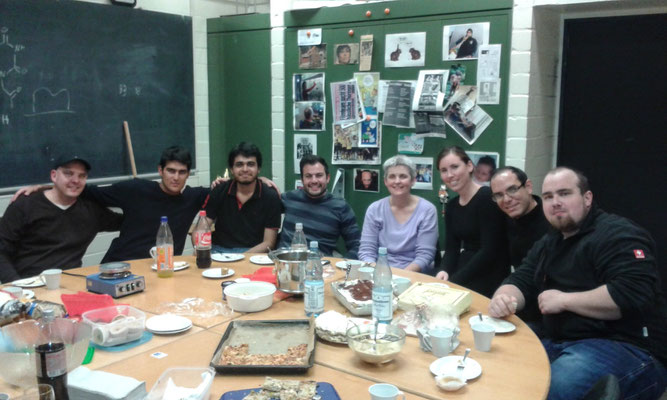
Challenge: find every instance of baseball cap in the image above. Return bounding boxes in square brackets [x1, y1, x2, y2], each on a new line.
[53, 155, 91, 171]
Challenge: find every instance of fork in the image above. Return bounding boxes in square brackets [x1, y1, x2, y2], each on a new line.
[457, 348, 471, 374]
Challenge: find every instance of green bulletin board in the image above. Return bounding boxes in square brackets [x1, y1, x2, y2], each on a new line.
[284, 0, 513, 244]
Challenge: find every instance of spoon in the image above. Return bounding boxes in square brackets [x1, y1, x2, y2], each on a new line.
[457, 348, 471, 374]
[478, 312, 484, 322]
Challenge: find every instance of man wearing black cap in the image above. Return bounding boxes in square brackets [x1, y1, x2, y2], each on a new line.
[0, 156, 122, 282]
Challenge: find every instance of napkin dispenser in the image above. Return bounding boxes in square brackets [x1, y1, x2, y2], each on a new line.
[86, 273, 145, 298]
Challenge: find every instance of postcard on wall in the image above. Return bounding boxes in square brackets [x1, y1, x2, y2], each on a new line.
[331, 80, 365, 125]
[294, 134, 317, 173]
[334, 43, 360, 65]
[295, 179, 304, 190]
[413, 111, 446, 136]
[354, 72, 379, 115]
[443, 89, 493, 145]
[442, 22, 490, 60]
[477, 44, 502, 79]
[408, 157, 434, 190]
[398, 133, 424, 155]
[293, 101, 325, 131]
[359, 34, 374, 71]
[297, 28, 322, 46]
[467, 151, 500, 186]
[299, 44, 327, 69]
[444, 64, 466, 100]
[332, 122, 381, 165]
[382, 81, 414, 128]
[384, 32, 426, 68]
[477, 78, 501, 105]
[331, 168, 345, 199]
[413, 70, 449, 112]
[354, 168, 380, 193]
[359, 118, 380, 147]
[293, 73, 325, 102]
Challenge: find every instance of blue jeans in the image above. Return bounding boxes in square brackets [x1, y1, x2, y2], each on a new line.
[543, 338, 667, 400]
[212, 245, 249, 254]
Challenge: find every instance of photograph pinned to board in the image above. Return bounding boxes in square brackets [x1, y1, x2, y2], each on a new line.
[354, 72, 379, 115]
[299, 44, 327, 69]
[385, 32, 426, 68]
[359, 34, 374, 71]
[334, 43, 359, 65]
[294, 134, 317, 173]
[332, 122, 381, 165]
[295, 179, 304, 190]
[413, 70, 449, 112]
[397, 133, 424, 155]
[468, 151, 500, 186]
[294, 101, 325, 131]
[408, 157, 434, 190]
[330, 80, 366, 125]
[444, 64, 466, 101]
[359, 117, 380, 147]
[413, 111, 446, 136]
[293, 73, 325, 102]
[382, 80, 415, 128]
[354, 168, 380, 192]
[443, 22, 490, 60]
[443, 86, 493, 145]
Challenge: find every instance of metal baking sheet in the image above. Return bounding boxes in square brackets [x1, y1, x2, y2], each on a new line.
[210, 319, 316, 374]
[220, 382, 341, 400]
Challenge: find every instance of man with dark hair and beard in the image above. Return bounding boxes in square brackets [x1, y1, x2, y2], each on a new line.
[278, 155, 360, 258]
[204, 142, 282, 253]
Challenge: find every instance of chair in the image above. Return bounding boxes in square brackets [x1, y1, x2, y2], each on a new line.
[582, 374, 621, 400]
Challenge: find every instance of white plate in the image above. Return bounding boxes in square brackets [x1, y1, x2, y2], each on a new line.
[12, 277, 45, 288]
[249, 255, 273, 265]
[145, 315, 192, 334]
[468, 315, 516, 334]
[22, 289, 35, 299]
[202, 268, 235, 279]
[334, 260, 364, 270]
[151, 261, 189, 271]
[430, 356, 482, 380]
[212, 253, 245, 262]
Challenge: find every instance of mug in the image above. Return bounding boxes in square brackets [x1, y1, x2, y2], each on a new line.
[429, 328, 456, 357]
[392, 277, 412, 295]
[417, 327, 460, 354]
[357, 266, 374, 281]
[40, 269, 62, 290]
[149, 246, 157, 261]
[369, 383, 406, 400]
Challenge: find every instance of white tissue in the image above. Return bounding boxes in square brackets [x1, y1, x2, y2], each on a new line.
[68, 366, 146, 400]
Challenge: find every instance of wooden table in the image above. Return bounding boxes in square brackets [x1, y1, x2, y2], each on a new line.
[1, 255, 550, 399]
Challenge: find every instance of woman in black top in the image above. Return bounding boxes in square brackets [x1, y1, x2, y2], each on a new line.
[435, 146, 509, 297]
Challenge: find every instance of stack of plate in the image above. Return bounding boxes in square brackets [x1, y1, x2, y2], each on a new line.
[145, 315, 193, 335]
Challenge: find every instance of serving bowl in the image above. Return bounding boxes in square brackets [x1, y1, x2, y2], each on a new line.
[346, 324, 405, 364]
[223, 281, 276, 312]
[0, 318, 92, 387]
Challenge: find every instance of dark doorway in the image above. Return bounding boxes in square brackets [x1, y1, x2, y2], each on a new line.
[558, 14, 667, 293]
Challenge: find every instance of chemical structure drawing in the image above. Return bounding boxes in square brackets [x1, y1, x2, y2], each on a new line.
[0, 27, 28, 110]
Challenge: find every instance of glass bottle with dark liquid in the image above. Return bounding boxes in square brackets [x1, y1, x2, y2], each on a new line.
[193, 210, 212, 268]
[35, 309, 69, 400]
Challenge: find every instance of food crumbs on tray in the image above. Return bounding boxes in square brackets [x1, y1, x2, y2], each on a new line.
[241, 377, 317, 400]
[219, 343, 308, 366]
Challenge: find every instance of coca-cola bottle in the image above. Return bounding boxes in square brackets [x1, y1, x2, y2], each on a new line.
[35, 309, 69, 399]
[193, 210, 212, 269]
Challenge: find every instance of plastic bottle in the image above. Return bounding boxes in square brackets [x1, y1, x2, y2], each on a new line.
[372, 247, 393, 324]
[193, 211, 212, 269]
[303, 241, 324, 317]
[156, 216, 174, 278]
[291, 223, 307, 251]
[35, 309, 70, 400]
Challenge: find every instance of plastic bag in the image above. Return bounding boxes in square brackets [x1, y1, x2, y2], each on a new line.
[156, 298, 232, 319]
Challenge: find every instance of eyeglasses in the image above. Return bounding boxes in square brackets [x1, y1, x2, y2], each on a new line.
[491, 183, 525, 203]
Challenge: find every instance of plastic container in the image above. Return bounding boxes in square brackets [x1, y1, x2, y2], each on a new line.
[82, 305, 145, 347]
[146, 367, 214, 400]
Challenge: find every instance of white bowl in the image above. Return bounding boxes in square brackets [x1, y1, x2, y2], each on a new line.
[223, 281, 276, 312]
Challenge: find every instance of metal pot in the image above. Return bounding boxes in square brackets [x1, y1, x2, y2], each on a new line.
[269, 248, 310, 294]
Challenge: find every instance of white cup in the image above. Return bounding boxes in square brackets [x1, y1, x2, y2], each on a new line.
[392, 277, 412, 295]
[40, 269, 62, 290]
[369, 383, 406, 400]
[429, 328, 455, 357]
[2, 286, 23, 298]
[357, 266, 374, 281]
[149, 246, 157, 261]
[471, 322, 495, 352]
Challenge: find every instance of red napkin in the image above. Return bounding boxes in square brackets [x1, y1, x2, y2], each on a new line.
[60, 291, 117, 321]
[243, 267, 277, 285]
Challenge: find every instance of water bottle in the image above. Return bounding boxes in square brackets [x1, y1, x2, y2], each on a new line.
[372, 247, 393, 324]
[304, 241, 324, 317]
[193, 211, 212, 269]
[291, 222, 307, 251]
[35, 309, 70, 400]
[156, 216, 174, 278]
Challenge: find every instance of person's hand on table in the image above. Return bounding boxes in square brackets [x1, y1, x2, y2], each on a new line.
[489, 293, 518, 318]
[11, 185, 47, 202]
[435, 270, 449, 281]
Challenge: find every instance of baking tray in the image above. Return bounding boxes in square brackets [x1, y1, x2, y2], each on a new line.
[220, 382, 341, 400]
[210, 319, 316, 374]
[330, 281, 398, 316]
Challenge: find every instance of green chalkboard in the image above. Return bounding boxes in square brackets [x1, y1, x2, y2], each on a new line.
[0, 0, 194, 189]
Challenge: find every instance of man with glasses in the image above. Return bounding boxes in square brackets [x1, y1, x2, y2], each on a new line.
[204, 142, 281, 253]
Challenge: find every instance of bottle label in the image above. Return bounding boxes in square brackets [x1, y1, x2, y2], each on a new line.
[36, 348, 67, 378]
[194, 231, 211, 248]
[157, 245, 173, 271]
[304, 281, 324, 314]
[372, 289, 393, 321]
